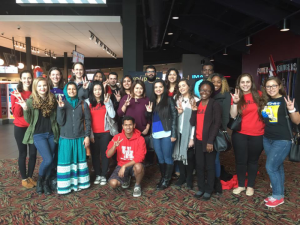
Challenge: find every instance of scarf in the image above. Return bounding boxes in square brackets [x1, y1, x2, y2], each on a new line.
[63, 82, 79, 108]
[32, 93, 56, 117]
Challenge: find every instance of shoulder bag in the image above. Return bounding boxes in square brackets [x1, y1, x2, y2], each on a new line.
[214, 129, 232, 152]
[106, 113, 119, 136]
[227, 114, 242, 131]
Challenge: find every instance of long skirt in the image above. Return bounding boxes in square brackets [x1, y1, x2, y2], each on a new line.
[57, 137, 90, 194]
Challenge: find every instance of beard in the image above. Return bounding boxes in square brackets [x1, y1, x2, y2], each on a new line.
[146, 75, 156, 82]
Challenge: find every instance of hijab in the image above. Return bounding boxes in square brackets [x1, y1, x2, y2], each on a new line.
[63, 81, 79, 108]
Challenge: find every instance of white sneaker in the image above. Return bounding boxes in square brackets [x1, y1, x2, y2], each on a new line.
[133, 186, 141, 197]
[100, 176, 107, 186]
[122, 176, 131, 189]
[94, 175, 101, 184]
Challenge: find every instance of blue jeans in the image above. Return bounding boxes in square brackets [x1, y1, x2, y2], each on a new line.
[215, 151, 221, 177]
[33, 132, 56, 177]
[153, 137, 174, 165]
[263, 137, 291, 200]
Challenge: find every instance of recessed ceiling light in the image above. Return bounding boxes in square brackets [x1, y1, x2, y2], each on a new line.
[172, 17, 179, 19]
[163, 49, 166, 50]
[168, 33, 173, 35]
[165, 42, 169, 44]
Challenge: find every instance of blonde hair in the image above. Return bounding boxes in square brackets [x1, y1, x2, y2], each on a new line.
[208, 73, 230, 94]
[32, 77, 53, 103]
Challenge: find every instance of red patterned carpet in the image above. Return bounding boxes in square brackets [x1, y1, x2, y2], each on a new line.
[0, 150, 299, 224]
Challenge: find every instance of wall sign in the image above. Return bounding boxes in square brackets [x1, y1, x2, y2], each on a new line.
[0, 66, 18, 74]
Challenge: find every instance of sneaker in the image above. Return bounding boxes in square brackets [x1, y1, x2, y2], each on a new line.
[246, 187, 254, 196]
[233, 187, 246, 195]
[122, 176, 131, 189]
[265, 197, 284, 207]
[22, 178, 34, 189]
[133, 186, 142, 197]
[27, 177, 37, 186]
[202, 193, 211, 201]
[264, 196, 273, 203]
[99, 176, 107, 186]
[94, 175, 101, 184]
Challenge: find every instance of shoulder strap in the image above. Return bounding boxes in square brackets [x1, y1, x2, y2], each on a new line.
[81, 101, 86, 131]
[283, 100, 294, 141]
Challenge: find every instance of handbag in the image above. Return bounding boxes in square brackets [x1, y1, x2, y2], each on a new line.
[285, 105, 300, 162]
[227, 114, 242, 131]
[214, 129, 232, 152]
[144, 134, 154, 151]
[106, 114, 119, 136]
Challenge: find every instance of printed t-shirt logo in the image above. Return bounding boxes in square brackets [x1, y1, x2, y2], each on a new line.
[262, 102, 281, 123]
[121, 146, 134, 160]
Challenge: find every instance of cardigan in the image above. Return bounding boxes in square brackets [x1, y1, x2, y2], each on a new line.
[190, 98, 221, 152]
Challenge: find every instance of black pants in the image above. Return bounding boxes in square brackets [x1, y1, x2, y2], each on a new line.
[14, 125, 37, 179]
[177, 147, 195, 183]
[91, 132, 111, 177]
[195, 138, 216, 194]
[232, 132, 263, 188]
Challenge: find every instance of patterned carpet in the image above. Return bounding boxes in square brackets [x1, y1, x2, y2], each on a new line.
[0, 150, 299, 225]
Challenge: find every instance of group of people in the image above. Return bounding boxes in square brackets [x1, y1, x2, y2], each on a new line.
[12, 62, 300, 207]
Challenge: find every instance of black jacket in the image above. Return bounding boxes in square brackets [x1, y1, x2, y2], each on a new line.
[190, 98, 221, 152]
[147, 97, 178, 138]
[213, 92, 231, 130]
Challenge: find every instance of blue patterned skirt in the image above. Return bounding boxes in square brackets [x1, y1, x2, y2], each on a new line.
[57, 137, 90, 194]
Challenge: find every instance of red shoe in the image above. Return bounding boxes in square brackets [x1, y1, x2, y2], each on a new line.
[265, 197, 284, 207]
[264, 196, 272, 202]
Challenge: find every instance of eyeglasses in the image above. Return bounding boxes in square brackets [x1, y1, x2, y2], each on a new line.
[265, 85, 278, 90]
[199, 90, 211, 93]
[146, 71, 155, 73]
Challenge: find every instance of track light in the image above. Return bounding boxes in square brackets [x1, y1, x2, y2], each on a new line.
[223, 48, 228, 56]
[172, 16, 179, 19]
[246, 36, 252, 46]
[95, 38, 99, 44]
[89, 33, 94, 40]
[89, 30, 117, 59]
[280, 19, 290, 32]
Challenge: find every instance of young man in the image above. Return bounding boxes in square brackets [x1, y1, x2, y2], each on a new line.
[144, 65, 157, 99]
[106, 116, 146, 197]
[108, 72, 121, 110]
[194, 62, 215, 97]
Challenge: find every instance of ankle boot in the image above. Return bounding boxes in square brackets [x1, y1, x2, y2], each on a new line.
[158, 164, 174, 190]
[43, 176, 52, 195]
[156, 164, 165, 189]
[214, 177, 222, 195]
[36, 176, 44, 195]
[175, 162, 186, 187]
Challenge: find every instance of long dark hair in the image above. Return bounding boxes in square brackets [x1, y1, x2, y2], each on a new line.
[120, 75, 133, 97]
[93, 70, 106, 81]
[72, 62, 86, 81]
[17, 70, 33, 92]
[165, 68, 180, 96]
[175, 78, 196, 104]
[151, 80, 169, 120]
[236, 73, 266, 120]
[89, 81, 105, 107]
[131, 79, 146, 98]
[48, 67, 64, 89]
[262, 77, 286, 100]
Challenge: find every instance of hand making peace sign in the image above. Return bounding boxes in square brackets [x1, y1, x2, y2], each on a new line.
[230, 88, 240, 104]
[284, 95, 295, 111]
[82, 77, 90, 89]
[10, 88, 21, 98]
[145, 101, 153, 112]
[124, 95, 132, 107]
[113, 136, 123, 147]
[176, 101, 183, 114]
[104, 93, 110, 103]
[114, 90, 121, 102]
[57, 95, 65, 108]
[15, 95, 27, 110]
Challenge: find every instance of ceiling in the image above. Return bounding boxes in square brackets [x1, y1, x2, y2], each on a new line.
[0, 15, 122, 58]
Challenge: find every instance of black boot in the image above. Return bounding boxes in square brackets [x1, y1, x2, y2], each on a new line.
[43, 176, 52, 195]
[186, 148, 195, 190]
[175, 161, 186, 187]
[36, 175, 44, 195]
[158, 164, 174, 190]
[156, 164, 165, 189]
[214, 177, 222, 195]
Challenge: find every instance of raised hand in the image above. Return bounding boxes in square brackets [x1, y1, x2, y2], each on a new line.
[11, 88, 21, 98]
[104, 93, 110, 103]
[191, 100, 198, 111]
[82, 77, 90, 89]
[112, 136, 123, 147]
[114, 90, 121, 102]
[124, 95, 132, 107]
[284, 95, 295, 111]
[145, 101, 153, 112]
[15, 96, 27, 110]
[176, 101, 183, 114]
[230, 88, 240, 104]
[103, 80, 109, 89]
[57, 95, 65, 108]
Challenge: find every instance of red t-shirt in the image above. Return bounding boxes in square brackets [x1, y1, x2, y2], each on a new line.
[231, 92, 264, 136]
[89, 103, 109, 133]
[196, 102, 207, 140]
[168, 91, 174, 97]
[106, 85, 112, 94]
[11, 90, 31, 127]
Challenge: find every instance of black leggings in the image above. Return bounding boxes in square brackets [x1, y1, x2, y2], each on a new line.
[14, 125, 37, 179]
[91, 132, 112, 177]
[232, 132, 263, 188]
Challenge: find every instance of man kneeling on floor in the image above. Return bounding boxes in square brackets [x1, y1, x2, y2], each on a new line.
[106, 116, 146, 197]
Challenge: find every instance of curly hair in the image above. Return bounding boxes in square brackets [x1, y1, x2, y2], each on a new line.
[208, 73, 230, 94]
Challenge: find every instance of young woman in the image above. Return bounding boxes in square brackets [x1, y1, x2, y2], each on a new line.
[56, 82, 91, 194]
[120, 75, 133, 98]
[118, 79, 151, 135]
[190, 81, 221, 201]
[165, 68, 180, 97]
[72, 62, 86, 89]
[208, 73, 231, 195]
[93, 70, 112, 95]
[173, 79, 199, 189]
[17, 77, 59, 195]
[48, 67, 65, 99]
[11, 70, 37, 188]
[261, 77, 300, 207]
[87, 81, 115, 186]
[146, 80, 177, 190]
[230, 73, 266, 196]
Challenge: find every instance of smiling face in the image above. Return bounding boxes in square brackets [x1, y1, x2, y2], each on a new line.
[211, 76, 222, 91]
[20, 72, 33, 90]
[154, 82, 164, 97]
[199, 84, 212, 100]
[49, 70, 61, 87]
[122, 119, 135, 135]
[67, 84, 77, 98]
[133, 83, 143, 98]
[178, 81, 189, 96]
[94, 73, 103, 82]
[72, 64, 84, 81]
[93, 84, 102, 99]
[239, 76, 252, 94]
[168, 70, 178, 84]
[123, 77, 132, 90]
[108, 74, 117, 87]
[265, 80, 281, 98]
[37, 80, 48, 97]
[202, 65, 214, 78]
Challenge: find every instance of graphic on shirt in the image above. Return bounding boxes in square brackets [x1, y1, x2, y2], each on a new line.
[197, 108, 205, 114]
[121, 146, 134, 161]
[262, 102, 281, 123]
